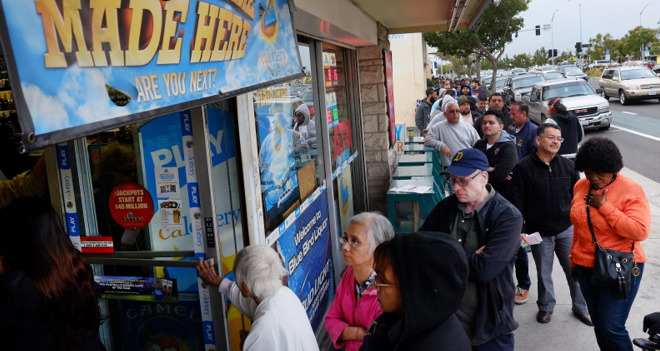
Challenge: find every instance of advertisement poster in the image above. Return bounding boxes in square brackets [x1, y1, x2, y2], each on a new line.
[272, 190, 334, 332]
[0, 0, 303, 150]
[384, 50, 396, 146]
[155, 167, 181, 198]
[118, 299, 203, 351]
[337, 167, 354, 233]
[109, 182, 155, 230]
[256, 102, 300, 229]
[95, 276, 177, 302]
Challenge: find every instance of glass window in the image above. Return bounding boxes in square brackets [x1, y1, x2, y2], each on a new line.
[254, 45, 322, 233]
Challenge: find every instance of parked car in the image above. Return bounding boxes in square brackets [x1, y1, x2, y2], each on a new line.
[511, 68, 527, 76]
[557, 65, 587, 80]
[503, 74, 545, 106]
[587, 60, 614, 69]
[541, 65, 557, 72]
[539, 71, 565, 81]
[599, 66, 660, 105]
[484, 76, 507, 94]
[521, 78, 612, 130]
[654, 64, 660, 75]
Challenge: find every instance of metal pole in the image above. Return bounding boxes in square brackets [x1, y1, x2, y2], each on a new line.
[640, 3, 653, 60]
[551, 9, 558, 66]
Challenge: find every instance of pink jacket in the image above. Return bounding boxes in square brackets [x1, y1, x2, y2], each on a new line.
[324, 266, 382, 351]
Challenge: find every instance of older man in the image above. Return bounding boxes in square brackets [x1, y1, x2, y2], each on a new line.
[508, 102, 537, 160]
[425, 102, 480, 194]
[197, 245, 319, 351]
[509, 124, 591, 326]
[420, 149, 522, 350]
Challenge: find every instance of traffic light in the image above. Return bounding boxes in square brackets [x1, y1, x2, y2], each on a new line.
[553, 49, 558, 57]
[575, 42, 582, 53]
[547, 49, 552, 58]
[536, 25, 541, 36]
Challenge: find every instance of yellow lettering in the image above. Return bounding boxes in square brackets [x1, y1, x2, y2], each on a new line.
[36, 0, 93, 68]
[210, 8, 232, 62]
[190, 2, 219, 63]
[156, 0, 189, 65]
[125, 0, 163, 66]
[89, 0, 123, 66]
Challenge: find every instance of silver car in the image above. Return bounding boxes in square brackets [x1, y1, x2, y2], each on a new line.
[521, 79, 612, 130]
[599, 66, 660, 105]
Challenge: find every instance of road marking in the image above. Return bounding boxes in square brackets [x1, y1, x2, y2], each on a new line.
[622, 111, 638, 115]
[612, 125, 660, 142]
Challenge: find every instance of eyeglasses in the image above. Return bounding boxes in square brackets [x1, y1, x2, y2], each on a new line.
[540, 135, 564, 143]
[371, 279, 399, 288]
[451, 171, 483, 188]
[339, 235, 367, 249]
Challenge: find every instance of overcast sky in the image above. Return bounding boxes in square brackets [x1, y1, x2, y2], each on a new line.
[503, 0, 660, 57]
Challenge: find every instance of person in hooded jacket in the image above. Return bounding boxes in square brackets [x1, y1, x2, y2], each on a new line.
[545, 98, 583, 159]
[292, 104, 316, 152]
[360, 232, 471, 351]
[473, 110, 518, 197]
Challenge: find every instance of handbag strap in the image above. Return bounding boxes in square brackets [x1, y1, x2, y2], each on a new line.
[586, 201, 635, 254]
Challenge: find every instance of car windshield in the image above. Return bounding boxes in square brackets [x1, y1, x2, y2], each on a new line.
[620, 68, 656, 80]
[543, 72, 564, 80]
[496, 79, 506, 88]
[512, 76, 544, 89]
[563, 66, 583, 74]
[543, 81, 595, 101]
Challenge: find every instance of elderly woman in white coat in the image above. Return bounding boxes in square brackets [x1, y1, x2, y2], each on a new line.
[197, 245, 319, 351]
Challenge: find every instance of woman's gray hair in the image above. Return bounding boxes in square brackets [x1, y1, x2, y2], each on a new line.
[234, 245, 287, 301]
[348, 212, 395, 253]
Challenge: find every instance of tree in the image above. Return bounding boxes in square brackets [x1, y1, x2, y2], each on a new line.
[619, 26, 660, 59]
[510, 53, 533, 68]
[532, 47, 549, 66]
[423, 0, 530, 91]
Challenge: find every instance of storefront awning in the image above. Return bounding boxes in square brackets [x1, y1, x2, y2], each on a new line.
[0, 0, 304, 151]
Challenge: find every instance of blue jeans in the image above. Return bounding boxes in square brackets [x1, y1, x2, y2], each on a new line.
[515, 246, 531, 290]
[472, 333, 514, 351]
[576, 263, 644, 351]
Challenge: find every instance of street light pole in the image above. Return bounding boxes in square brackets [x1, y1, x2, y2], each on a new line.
[640, 3, 653, 60]
[551, 9, 559, 66]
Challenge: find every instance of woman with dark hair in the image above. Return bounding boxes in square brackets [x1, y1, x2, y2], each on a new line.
[570, 137, 651, 351]
[546, 98, 583, 159]
[0, 198, 105, 351]
[360, 232, 470, 351]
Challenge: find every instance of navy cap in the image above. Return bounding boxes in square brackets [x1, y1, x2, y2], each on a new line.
[441, 149, 489, 177]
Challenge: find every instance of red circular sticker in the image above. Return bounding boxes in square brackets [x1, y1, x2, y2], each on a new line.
[109, 182, 154, 230]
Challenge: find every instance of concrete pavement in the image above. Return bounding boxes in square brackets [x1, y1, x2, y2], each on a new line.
[514, 166, 660, 350]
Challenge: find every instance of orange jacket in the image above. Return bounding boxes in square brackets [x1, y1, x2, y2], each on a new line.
[570, 174, 650, 267]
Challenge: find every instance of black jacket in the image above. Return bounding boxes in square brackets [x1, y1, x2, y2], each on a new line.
[415, 100, 433, 132]
[361, 232, 471, 351]
[509, 149, 580, 236]
[549, 111, 583, 155]
[419, 191, 522, 342]
[473, 132, 518, 197]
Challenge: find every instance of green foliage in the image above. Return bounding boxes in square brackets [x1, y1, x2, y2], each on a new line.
[424, 0, 530, 90]
[427, 78, 435, 87]
[586, 27, 660, 62]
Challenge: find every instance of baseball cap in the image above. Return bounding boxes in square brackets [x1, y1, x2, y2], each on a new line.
[457, 95, 471, 106]
[441, 149, 489, 177]
[426, 87, 437, 96]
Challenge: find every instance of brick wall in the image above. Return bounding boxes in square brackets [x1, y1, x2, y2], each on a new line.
[357, 24, 395, 214]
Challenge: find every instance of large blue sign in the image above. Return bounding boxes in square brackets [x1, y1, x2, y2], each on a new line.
[0, 0, 303, 150]
[272, 190, 334, 332]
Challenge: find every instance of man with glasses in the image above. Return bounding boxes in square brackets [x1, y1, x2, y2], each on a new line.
[509, 123, 591, 326]
[420, 148, 522, 351]
[424, 102, 480, 194]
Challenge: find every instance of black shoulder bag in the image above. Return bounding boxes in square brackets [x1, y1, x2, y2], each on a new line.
[586, 204, 639, 300]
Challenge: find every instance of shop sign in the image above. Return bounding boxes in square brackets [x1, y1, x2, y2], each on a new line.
[0, 0, 303, 150]
[109, 181, 155, 230]
[269, 189, 334, 332]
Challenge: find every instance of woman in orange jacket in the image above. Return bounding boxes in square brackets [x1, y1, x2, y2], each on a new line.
[570, 137, 651, 351]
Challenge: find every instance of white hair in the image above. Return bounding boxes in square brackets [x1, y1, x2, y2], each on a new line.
[348, 212, 395, 254]
[234, 245, 287, 301]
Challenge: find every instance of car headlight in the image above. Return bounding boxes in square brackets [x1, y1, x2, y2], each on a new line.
[598, 102, 610, 112]
[627, 85, 640, 90]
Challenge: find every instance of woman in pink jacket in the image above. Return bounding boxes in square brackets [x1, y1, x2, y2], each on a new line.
[324, 212, 395, 351]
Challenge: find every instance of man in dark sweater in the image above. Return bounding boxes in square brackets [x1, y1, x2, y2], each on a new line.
[415, 87, 438, 133]
[509, 123, 592, 327]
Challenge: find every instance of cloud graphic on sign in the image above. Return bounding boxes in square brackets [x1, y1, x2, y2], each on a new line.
[22, 84, 68, 133]
[8, 1, 45, 54]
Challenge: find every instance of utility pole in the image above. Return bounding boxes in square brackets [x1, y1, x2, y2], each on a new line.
[551, 9, 559, 66]
[640, 3, 653, 60]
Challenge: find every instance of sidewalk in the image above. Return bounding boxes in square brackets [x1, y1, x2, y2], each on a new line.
[514, 167, 660, 350]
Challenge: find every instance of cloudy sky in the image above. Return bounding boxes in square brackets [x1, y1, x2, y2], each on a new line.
[503, 0, 660, 56]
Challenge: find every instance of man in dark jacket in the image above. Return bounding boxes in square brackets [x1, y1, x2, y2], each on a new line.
[546, 98, 583, 159]
[420, 148, 522, 350]
[473, 110, 518, 197]
[508, 102, 537, 160]
[509, 123, 591, 326]
[415, 87, 438, 133]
